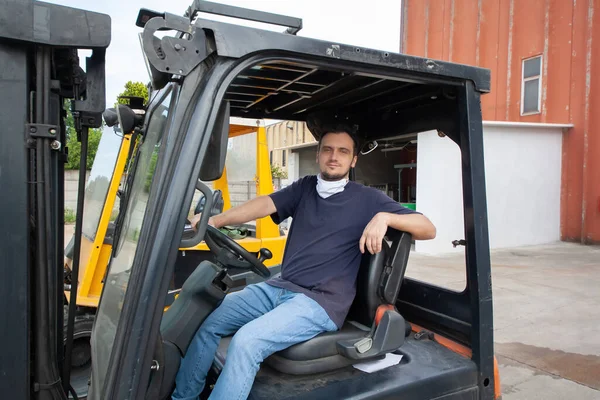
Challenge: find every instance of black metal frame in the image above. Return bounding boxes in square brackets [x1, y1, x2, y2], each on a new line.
[0, 38, 32, 400]
[0, 1, 110, 399]
[93, 8, 494, 399]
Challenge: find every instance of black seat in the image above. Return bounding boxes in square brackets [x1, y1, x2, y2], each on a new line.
[215, 229, 414, 375]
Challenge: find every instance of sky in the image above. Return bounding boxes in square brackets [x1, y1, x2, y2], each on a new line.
[46, 0, 402, 108]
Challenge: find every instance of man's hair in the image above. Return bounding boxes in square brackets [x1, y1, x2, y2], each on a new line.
[317, 123, 360, 156]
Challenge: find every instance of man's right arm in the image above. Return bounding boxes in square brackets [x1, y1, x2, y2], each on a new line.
[191, 195, 277, 229]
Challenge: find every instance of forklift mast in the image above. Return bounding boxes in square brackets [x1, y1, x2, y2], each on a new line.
[0, 1, 110, 399]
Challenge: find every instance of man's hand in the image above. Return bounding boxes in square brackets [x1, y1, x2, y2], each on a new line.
[359, 211, 437, 254]
[359, 212, 390, 254]
[190, 213, 217, 232]
[190, 213, 202, 231]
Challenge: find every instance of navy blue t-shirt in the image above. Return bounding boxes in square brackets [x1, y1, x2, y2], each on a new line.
[267, 175, 418, 328]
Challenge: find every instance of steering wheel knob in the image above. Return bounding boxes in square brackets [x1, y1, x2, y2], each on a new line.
[258, 248, 273, 262]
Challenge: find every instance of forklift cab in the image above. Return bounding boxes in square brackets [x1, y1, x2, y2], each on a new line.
[86, 3, 498, 400]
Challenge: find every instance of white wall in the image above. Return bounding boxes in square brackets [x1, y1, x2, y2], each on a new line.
[287, 151, 300, 184]
[64, 170, 91, 211]
[415, 131, 465, 254]
[416, 125, 564, 254]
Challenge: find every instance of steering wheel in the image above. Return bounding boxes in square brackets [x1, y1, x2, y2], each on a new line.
[204, 225, 271, 278]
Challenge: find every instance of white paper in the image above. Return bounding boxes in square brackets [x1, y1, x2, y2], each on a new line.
[353, 353, 403, 373]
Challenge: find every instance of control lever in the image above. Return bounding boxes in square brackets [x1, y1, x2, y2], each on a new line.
[258, 248, 273, 263]
[353, 304, 394, 354]
[354, 323, 376, 354]
[337, 307, 406, 360]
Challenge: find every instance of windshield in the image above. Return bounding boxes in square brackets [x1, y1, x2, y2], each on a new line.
[81, 125, 124, 240]
[224, 131, 257, 208]
[90, 90, 172, 396]
[225, 131, 257, 182]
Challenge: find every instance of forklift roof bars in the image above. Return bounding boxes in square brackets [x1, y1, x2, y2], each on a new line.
[187, 0, 302, 34]
[136, 0, 303, 34]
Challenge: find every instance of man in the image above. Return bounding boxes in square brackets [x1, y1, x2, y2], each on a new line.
[173, 125, 436, 400]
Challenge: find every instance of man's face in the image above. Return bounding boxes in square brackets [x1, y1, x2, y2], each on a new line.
[316, 132, 358, 181]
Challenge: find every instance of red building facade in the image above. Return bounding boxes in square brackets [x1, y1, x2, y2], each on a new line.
[402, 0, 600, 243]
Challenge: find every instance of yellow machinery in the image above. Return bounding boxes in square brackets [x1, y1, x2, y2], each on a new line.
[66, 118, 286, 308]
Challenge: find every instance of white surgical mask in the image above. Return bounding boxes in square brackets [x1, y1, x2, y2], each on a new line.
[316, 174, 348, 198]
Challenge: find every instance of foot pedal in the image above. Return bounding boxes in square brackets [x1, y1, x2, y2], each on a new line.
[354, 337, 373, 354]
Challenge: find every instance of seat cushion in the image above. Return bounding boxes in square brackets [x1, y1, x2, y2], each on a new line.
[276, 322, 367, 361]
[214, 322, 384, 376]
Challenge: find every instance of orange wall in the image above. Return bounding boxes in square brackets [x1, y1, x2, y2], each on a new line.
[402, 0, 600, 243]
[583, 0, 600, 243]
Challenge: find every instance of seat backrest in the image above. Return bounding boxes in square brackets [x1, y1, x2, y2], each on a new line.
[347, 230, 413, 327]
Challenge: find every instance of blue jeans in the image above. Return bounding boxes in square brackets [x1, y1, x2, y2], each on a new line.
[172, 282, 337, 400]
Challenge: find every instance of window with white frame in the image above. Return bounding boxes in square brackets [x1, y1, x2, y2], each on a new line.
[521, 56, 542, 115]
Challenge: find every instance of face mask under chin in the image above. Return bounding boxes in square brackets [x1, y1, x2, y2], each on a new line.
[316, 173, 348, 198]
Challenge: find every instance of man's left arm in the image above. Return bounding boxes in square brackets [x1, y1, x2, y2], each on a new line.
[359, 212, 436, 255]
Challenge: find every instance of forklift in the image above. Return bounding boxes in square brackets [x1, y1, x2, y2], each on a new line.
[0, 1, 500, 399]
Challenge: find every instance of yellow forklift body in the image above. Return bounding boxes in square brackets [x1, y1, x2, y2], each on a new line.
[66, 133, 133, 307]
[66, 122, 286, 305]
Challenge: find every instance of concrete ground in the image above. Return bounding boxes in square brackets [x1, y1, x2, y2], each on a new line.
[408, 242, 600, 400]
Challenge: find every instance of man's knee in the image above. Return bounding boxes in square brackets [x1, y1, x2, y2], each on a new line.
[227, 328, 268, 365]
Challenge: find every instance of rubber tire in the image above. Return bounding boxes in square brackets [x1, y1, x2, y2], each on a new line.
[64, 306, 95, 400]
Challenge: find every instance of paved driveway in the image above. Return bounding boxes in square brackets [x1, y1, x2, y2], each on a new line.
[408, 242, 600, 399]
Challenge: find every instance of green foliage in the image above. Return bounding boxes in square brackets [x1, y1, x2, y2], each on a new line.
[117, 81, 149, 105]
[144, 151, 158, 193]
[271, 164, 288, 179]
[64, 208, 76, 224]
[64, 100, 103, 170]
[65, 129, 103, 170]
[131, 228, 140, 241]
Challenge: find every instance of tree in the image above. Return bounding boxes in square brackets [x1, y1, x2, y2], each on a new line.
[271, 164, 288, 179]
[64, 100, 103, 170]
[116, 81, 149, 105]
